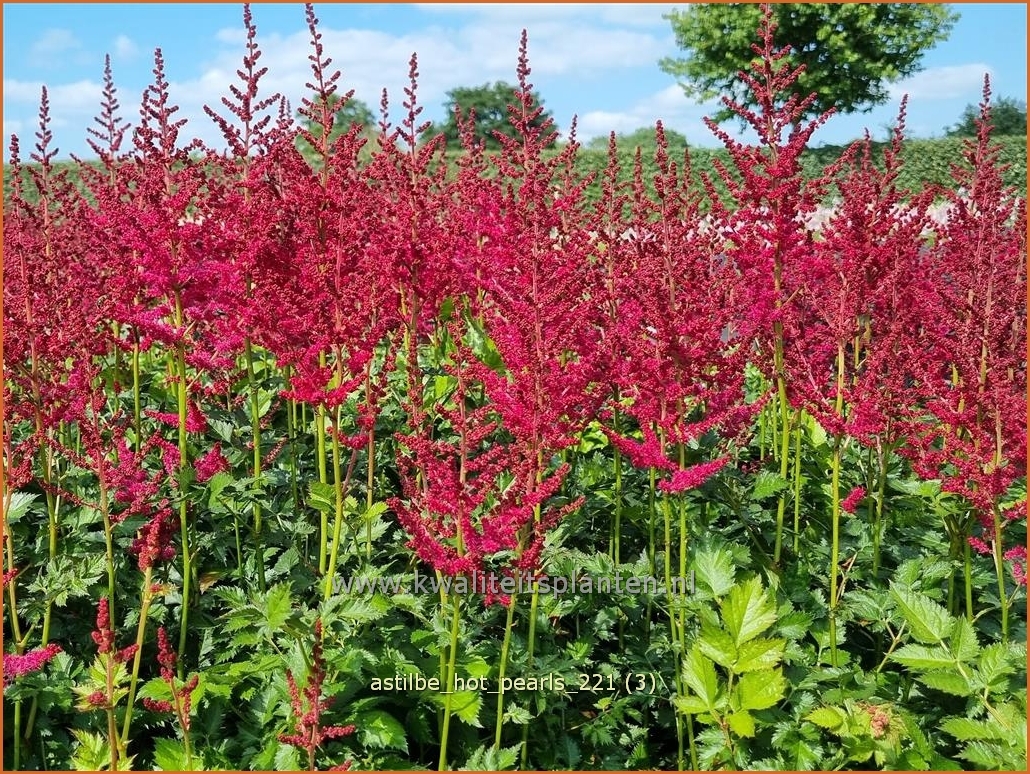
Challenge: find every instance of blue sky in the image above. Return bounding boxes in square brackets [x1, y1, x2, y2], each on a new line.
[2, 2, 1027, 160]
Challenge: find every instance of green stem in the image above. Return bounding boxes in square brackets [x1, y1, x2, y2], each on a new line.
[493, 593, 518, 752]
[792, 417, 803, 555]
[244, 338, 266, 592]
[132, 339, 142, 453]
[991, 506, 1008, 638]
[519, 572, 543, 769]
[872, 443, 888, 578]
[438, 588, 462, 771]
[829, 439, 842, 668]
[316, 354, 329, 574]
[964, 535, 974, 621]
[772, 382, 792, 567]
[121, 567, 155, 746]
[173, 293, 192, 676]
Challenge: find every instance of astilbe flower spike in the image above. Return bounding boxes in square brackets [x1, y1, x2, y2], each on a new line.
[3, 644, 62, 688]
[280, 620, 355, 772]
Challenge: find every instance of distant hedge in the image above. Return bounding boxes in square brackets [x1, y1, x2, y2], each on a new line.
[569, 135, 1027, 206]
[5, 136, 1025, 208]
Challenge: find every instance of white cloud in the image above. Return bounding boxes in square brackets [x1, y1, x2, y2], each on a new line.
[889, 64, 994, 101]
[29, 28, 85, 68]
[113, 34, 139, 61]
[576, 84, 725, 145]
[414, 4, 679, 28]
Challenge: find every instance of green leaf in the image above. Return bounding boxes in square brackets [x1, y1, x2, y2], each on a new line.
[262, 584, 294, 631]
[733, 637, 785, 672]
[693, 543, 735, 597]
[727, 710, 756, 738]
[307, 481, 336, 513]
[736, 669, 785, 711]
[890, 644, 955, 671]
[207, 472, 234, 508]
[806, 706, 847, 731]
[681, 645, 720, 712]
[674, 695, 711, 715]
[751, 471, 789, 500]
[273, 743, 301, 771]
[947, 616, 980, 663]
[153, 738, 195, 771]
[889, 584, 953, 644]
[721, 576, 777, 646]
[4, 492, 38, 524]
[461, 742, 521, 771]
[363, 501, 389, 521]
[698, 623, 737, 668]
[917, 671, 972, 697]
[940, 717, 1001, 742]
[436, 689, 482, 728]
[358, 709, 408, 752]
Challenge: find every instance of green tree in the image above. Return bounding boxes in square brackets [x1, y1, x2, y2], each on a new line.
[947, 96, 1027, 137]
[434, 81, 557, 149]
[660, 3, 958, 122]
[586, 126, 689, 152]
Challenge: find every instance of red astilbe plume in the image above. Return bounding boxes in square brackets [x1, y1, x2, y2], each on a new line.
[785, 102, 934, 442]
[141, 627, 200, 739]
[702, 5, 844, 396]
[902, 78, 1027, 586]
[602, 122, 757, 493]
[389, 320, 573, 594]
[455, 32, 604, 506]
[3, 643, 62, 688]
[91, 597, 138, 667]
[263, 5, 400, 453]
[280, 619, 356, 772]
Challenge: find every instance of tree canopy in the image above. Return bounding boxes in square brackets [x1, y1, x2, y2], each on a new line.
[434, 81, 557, 149]
[659, 3, 959, 122]
[947, 96, 1027, 138]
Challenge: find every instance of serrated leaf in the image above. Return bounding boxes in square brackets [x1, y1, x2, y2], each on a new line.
[153, 738, 195, 771]
[736, 669, 785, 710]
[694, 544, 735, 597]
[363, 501, 388, 521]
[435, 689, 483, 728]
[751, 471, 789, 500]
[806, 706, 847, 731]
[273, 743, 301, 771]
[734, 637, 785, 672]
[889, 584, 953, 644]
[358, 709, 408, 751]
[698, 623, 737, 668]
[674, 694, 710, 715]
[947, 616, 980, 662]
[722, 576, 776, 646]
[728, 710, 756, 737]
[307, 481, 335, 513]
[957, 740, 1008, 767]
[682, 645, 720, 712]
[4, 492, 38, 524]
[917, 670, 972, 697]
[941, 717, 1001, 742]
[890, 643, 955, 671]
